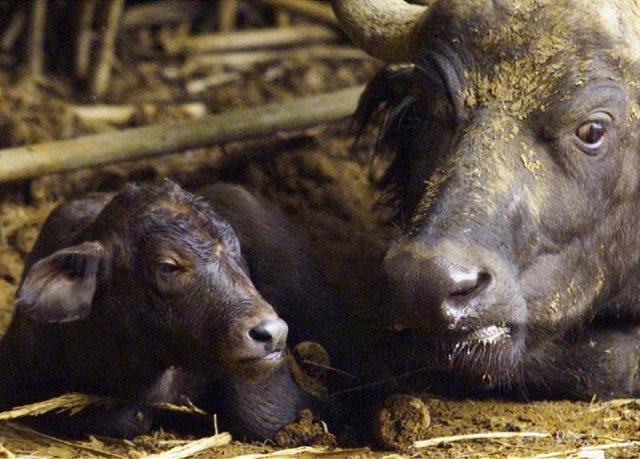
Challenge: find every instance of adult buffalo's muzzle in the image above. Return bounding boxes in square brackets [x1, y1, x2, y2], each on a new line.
[382, 239, 525, 345]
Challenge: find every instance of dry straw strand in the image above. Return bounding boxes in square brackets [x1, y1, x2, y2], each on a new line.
[0, 392, 206, 422]
[414, 431, 550, 448]
[230, 447, 331, 459]
[0, 442, 16, 459]
[4, 421, 126, 458]
[585, 398, 639, 413]
[150, 400, 208, 417]
[0, 392, 116, 420]
[141, 432, 232, 459]
[526, 440, 640, 458]
[229, 446, 371, 459]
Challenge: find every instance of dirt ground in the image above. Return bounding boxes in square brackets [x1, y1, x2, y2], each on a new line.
[0, 2, 640, 458]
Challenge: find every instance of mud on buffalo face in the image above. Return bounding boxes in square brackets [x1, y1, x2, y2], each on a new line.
[17, 181, 287, 378]
[346, 0, 640, 388]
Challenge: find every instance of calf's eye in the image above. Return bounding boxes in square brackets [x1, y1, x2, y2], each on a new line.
[575, 120, 607, 151]
[157, 259, 180, 274]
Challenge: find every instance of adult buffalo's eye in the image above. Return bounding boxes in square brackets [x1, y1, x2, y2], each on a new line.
[575, 120, 607, 152]
[157, 258, 180, 275]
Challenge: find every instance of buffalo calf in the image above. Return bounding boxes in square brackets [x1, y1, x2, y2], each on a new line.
[0, 180, 331, 439]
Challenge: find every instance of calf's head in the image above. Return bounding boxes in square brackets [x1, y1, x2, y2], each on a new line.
[335, 0, 640, 387]
[15, 181, 287, 378]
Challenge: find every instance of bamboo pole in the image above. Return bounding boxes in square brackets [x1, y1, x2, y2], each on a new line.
[87, 0, 125, 98]
[168, 25, 339, 55]
[0, 85, 364, 184]
[259, 0, 338, 27]
[1, 7, 26, 52]
[185, 45, 370, 70]
[217, 0, 238, 32]
[275, 9, 292, 27]
[121, 0, 201, 29]
[75, 0, 98, 79]
[26, 0, 47, 77]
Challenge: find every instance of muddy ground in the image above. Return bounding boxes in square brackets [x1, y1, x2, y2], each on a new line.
[0, 3, 640, 458]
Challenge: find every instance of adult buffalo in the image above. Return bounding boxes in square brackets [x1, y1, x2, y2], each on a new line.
[334, 0, 640, 399]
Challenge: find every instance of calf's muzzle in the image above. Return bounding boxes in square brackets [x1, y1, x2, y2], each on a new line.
[247, 318, 288, 355]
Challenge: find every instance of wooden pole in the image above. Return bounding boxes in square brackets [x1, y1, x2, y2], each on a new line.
[121, 0, 200, 29]
[26, 0, 47, 77]
[87, 0, 125, 98]
[217, 0, 238, 32]
[185, 45, 370, 69]
[167, 25, 339, 55]
[275, 9, 291, 27]
[1, 7, 26, 52]
[259, 0, 338, 27]
[0, 85, 364, 184]
[75, 0, 98, 79]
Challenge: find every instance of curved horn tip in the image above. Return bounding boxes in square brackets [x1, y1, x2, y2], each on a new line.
[331, 0, 430, 62]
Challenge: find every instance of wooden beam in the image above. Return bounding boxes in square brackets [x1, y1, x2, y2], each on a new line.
[26, 0, 47, 77]
[87, 0, 125, 98]
[260, 0, 338, 27]
[167, 25, 339, 55]
[0, 86, 364, 184]
[217, 0, 238, 32]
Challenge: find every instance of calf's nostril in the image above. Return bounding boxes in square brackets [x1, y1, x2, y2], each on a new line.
[249, 324, 271, 342]
[248, 318, 288, 352]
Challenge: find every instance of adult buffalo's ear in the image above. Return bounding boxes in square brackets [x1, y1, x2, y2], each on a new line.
[15, 241, 106, 323]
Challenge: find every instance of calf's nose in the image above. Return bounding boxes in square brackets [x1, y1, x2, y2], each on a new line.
[248, 318, 288, 353]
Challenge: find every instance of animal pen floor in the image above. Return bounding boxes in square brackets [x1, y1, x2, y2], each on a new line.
[0, 2, 639, 458]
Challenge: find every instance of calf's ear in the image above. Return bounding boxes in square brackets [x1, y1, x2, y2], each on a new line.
[16, 241, 106, 323]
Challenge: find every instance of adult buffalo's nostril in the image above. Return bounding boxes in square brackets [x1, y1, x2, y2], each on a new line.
[423, 256, 489, 303]
[248, 318, 288, 353]
[383, 249, 494, 332]
[447, 266, 491, 299]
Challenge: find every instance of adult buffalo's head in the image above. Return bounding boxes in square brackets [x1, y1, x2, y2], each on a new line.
[334, 0, 640, 389]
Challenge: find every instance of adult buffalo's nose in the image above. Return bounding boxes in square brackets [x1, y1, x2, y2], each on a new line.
[383, 250, 491, 332]
[248, 318, 288, 353]
[426, 255, 488, 300]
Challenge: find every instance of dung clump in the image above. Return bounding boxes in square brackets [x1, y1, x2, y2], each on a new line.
[274, 409, 337, 448]
[288, 341, 331, 396]
[372, 394, 431, 450]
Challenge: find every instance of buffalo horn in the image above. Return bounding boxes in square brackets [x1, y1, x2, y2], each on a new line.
[331, 0, 429, 62]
